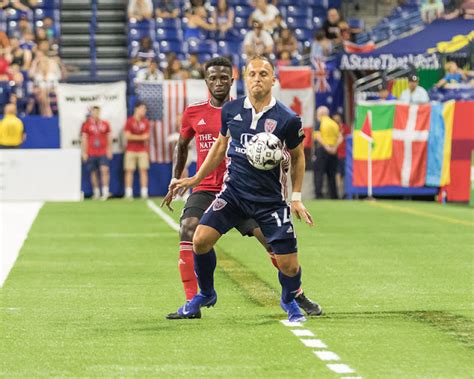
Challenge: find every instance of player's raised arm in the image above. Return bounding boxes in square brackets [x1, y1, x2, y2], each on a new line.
[161, 135, 193, 210]
[289, 142, 314, 226]
[174, 133, 229, 195]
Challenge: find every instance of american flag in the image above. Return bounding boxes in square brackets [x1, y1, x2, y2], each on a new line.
[136, 80, 208, 163]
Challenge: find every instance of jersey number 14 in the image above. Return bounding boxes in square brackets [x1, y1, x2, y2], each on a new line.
[271, 208, 291, 227]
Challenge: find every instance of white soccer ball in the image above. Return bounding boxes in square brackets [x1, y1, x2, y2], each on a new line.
[245, 132, 283, 170]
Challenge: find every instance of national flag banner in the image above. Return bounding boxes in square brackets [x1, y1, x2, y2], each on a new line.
[354, 103, 434, 188]
[136, 80, 208, 163]
[360, 110, 373, 141]
[425, 101, 455, 187]
[353, 103, 395, 186]
[274, 66, 314, 148]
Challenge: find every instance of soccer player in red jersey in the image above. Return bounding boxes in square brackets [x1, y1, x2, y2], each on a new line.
[124, 102, 150, 199]
[162, 57, 322, 319]
[81, 106, 112, 200]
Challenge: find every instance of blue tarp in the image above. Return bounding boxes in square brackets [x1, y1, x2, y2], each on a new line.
[368, 19, 474, 57]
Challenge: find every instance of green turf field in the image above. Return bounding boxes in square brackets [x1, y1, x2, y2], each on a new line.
[1, 200, 473, 377]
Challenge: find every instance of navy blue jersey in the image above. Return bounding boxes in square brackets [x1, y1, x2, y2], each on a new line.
[220, 96, 304, 203]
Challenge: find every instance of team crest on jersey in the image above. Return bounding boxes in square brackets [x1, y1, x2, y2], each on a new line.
[264, 119, 277, 133]
[212, 198, 227, 211]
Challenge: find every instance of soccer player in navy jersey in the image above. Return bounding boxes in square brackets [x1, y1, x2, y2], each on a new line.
[162, 57, 322, 320]
[169, 56, 319, 322]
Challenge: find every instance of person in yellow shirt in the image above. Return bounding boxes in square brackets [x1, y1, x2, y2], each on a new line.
[313, 106, 342, 199]
[0, 103, 25, 148]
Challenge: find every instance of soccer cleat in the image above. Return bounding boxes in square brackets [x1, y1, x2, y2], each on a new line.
[295, 292, 323, 316]
[166, 306, 201, 320]
[280, 299, 307, 322]
[169, 291, 217, 319]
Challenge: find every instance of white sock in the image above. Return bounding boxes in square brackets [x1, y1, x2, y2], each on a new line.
[102, 186, 109, 197]
[93, 187, 100, 198]
[125, 187, 133, 198]
[140, 187, 148, 198]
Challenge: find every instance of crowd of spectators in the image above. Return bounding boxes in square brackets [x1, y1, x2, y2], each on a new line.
[0, 0, 64, 116]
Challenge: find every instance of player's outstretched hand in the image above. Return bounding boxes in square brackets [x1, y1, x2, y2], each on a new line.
[160, 178, 180, 211]
[175, 176, 200, 196]
[291, 200, 314, 226]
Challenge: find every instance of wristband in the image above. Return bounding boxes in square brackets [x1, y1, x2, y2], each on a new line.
[291, 192, 302, 201]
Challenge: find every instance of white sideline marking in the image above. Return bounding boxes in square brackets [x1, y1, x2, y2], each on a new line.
[301, 339, 327, 348]
[280, 320, 303, 327]
[291, 329, 314, 337]
[327, 364, 355, 374]
[313, 351, 340, 361]
[147, 200, 179, 232]
[148, 199, 361, 377]
[0, 201, 43, 287]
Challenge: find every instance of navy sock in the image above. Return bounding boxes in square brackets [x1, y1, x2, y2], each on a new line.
[278, 268, 302, 304]
[194, 249, 216, 297]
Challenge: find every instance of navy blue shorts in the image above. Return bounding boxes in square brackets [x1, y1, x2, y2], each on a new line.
[87, 155, 109, 172]
[200, 186, 298, 255]
[337, 158, 345, 176]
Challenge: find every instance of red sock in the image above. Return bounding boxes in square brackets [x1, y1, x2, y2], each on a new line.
[179, 241, 198, 301]
[268, 251, 303, 295]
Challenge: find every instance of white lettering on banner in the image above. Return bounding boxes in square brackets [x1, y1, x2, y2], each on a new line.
[340, 53, 440, 70]
[57, 81, 127, 151]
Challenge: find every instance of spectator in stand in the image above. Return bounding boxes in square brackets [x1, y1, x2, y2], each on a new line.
[135, 59, 164, 82]
[333, 113, 351, 198]
[213, 0, 234, 38]
[20, 30, 36, 51]
[272, 14, 287, 40]
[400, 74, 430, 104]
[421, 0, 445, 23]
[12, 15, 33, 39]
[10, 0, 37, 13]
[155, 0, 180, 19]
[275, 28, 298, 57]
[29, 51, 62, 116]
[310, 30, 333, 62]
[128, 0, 153, 21]
[0, 32, 9, 52]
[186, 53, 204, 79]
[323, 8, 343, 41]
[276, 50, 292, 69]
[183, 5, 216, 41]
[124, 101, 150, 200]
[376, 83, 396, 100]
[444, 0, 474, 19]
[8, 37, 32, 70]
[131, 36, 156, 67]
[0, 103, 25, 148]
[81, 106, 112, 200]
[249, 0, 280, 32]
[313, 106, 342, 199]
[42, 17, 57, 42]
[435, 61, 467, 88]
[243, 20, 274, 57]
[338, 21, 353, 43]
[164, 56, 189, 79]
[0, 50, 11, 81]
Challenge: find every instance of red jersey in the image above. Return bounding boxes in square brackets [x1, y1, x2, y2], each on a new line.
[180, 100, 227, 193]
[81, 118, 110, 157]
[337, 123, 351, 159]
[125, 116, 150, 152]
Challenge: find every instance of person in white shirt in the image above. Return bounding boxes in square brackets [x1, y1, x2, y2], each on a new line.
[399, 74, 430, 104]
[135, 59, 164, 82]
[249, 0, 280, 32]
[243, 20, 274, 56]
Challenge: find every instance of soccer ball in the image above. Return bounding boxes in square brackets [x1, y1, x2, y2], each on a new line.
[245, 132, 283, 170]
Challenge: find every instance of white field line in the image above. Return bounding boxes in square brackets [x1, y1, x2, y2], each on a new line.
[0, 201, 43, 287]
[148, 199, 360, 377]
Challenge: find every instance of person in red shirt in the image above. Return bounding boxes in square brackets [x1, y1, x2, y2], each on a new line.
[161, 57, 321, 319]
[333, 113, 351, 198]
[81, 106, 112, 200]
[124, 101, 150, 199]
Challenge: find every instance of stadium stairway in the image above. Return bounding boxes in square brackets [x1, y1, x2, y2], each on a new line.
[60, 0, 127, 82]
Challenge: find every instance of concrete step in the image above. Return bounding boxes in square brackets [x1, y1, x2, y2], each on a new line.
[60, 46, 90, 58]
[61, 22, 90, 34]
[61, 10, 93, 22]
[95, 22, 126, 34]
[96, 45, 127, 58]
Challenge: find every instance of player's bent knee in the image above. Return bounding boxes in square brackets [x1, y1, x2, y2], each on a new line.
[193, 225, 220, 254]
[180, 217, 199, 242]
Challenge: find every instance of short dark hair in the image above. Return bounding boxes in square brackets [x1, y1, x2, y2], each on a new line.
[246, 55, 275, 71]
[134, 101, 147, 109]
[92, 105, 100, 111]
[203, 56, 233, 73]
